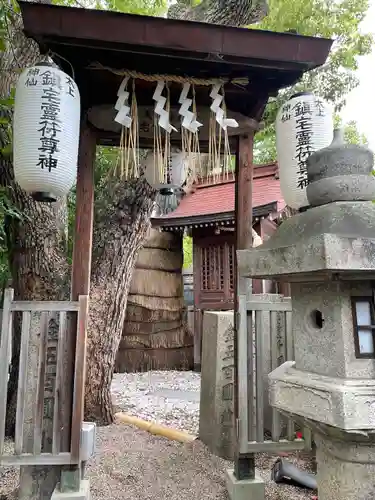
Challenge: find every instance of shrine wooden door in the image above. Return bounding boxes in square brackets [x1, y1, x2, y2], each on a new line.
[194, 233, 235, 310]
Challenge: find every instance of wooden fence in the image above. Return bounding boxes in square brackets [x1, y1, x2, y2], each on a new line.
[0, 288, 88, 466]
[237, 293, 311, 453]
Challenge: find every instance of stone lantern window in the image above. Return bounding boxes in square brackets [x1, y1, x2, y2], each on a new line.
[352, 296, 375, 358]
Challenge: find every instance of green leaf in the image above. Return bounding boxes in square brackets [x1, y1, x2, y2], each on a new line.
[183, 236, 193, 269]
[10, 0, 20, 13]
[1, 144, 12, 156]
[252, 0, 373, 161]
[0, 96, 15, 107]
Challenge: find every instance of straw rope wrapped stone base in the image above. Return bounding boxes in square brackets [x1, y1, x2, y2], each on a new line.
[116, 229, 193, 372]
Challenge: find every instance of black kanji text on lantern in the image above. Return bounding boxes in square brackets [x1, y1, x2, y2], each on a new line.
[37, 73, 62, 172]
[293, 99, 313, 190]
[66, 76, 76, 98]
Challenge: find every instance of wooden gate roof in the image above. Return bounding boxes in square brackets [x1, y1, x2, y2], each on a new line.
[19, 2, 333, 147]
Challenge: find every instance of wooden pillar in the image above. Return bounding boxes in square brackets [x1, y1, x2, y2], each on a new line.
[235, 135, 254, 255]
[60, 118, 96, 490]
[71, 121, 96, 299]
[192, 237, 202, 371]
[233, 133, 255, 479]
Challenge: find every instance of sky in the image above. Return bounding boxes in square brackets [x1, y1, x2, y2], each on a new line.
[341, 0, 375, 149]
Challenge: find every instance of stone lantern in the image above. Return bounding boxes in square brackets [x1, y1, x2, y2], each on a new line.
[237, 129, 375, 500]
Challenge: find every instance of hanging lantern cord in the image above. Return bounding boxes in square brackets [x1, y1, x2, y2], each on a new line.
[48, 50, 76, 80]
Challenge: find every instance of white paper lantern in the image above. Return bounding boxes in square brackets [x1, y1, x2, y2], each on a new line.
[13, 62, 81, 202]
[275, 92, 333, 209]
[144, 151, 189, 194]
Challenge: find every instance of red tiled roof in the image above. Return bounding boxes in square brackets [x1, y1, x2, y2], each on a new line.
[162, 163, 285, 220]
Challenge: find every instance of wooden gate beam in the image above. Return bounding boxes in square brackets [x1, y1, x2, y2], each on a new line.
[71, 120, 96, 300]
[234, 133, 255, 480]
[60, 117, 96, 491]
[233, 96, 268, 480]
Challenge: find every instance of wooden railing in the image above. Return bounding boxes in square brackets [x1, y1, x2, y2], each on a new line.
[0, 288, 88, 466]
[237, 293, 311, 454]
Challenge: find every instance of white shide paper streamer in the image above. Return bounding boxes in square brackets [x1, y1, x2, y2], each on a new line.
[210, 83, 238, 130]
[153, 81, 177, 133]
[178, 82, 203, 133]
[114, 77, 132, 128]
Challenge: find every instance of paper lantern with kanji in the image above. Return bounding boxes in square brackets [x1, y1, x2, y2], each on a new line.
[275, 92, 333, 209]
[13, 62, 80, 202]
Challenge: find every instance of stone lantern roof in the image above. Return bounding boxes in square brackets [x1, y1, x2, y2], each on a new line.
[237, 130, 375, 282]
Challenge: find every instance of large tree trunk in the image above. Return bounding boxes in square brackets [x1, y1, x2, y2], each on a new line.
[84, 177, 155, 424]
[4, 195, 69, 436]
[0, 0, 69, 440]
[167, 0, 268, 26]
[0, 3, 70, 498]
[5, 193, 69, 500]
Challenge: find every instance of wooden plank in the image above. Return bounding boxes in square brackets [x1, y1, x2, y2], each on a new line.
[52, 311, 66, 455]
[236, 135, 254, 252]
[237, 294, 249, 450]
[247, 310, 255, 443]
[0, 288, 14, 456]
[11, 301, 79, 312]
[14, 311, 31, 455]
[193, 309, 203, 371]
[246, 300, 292, 312]
[33, 312, 49, 454]
[70, 295, 89, 462]
[279, 309, 287, 365]
[303, 427, 312, 451]
[255, 310, 264, 443]
[243, 438, 306, 454]
[270, 311, 281, 442]
[285, 310, 295, 441]
[0, 452, 73, 466]
[71, 122, 96, 301]
[285, 311, 294, 361]
[64, 121, 96, 458]
[233, 133, 255, 474]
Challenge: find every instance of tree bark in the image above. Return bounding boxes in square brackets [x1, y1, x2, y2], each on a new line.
[167, 0, 268, 26]
[84, 177, 155, 424]
[0, 0, 70, 439]
[4, 193, 69, 435]
[6, 193, 69, 500]
[0, 3, 70, 498]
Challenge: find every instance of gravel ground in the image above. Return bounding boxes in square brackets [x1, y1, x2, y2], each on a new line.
[88, 425, 316, 500]
[0, 440, 17, 500]
[1, 370, 316, 500]
[111, 371, 201, 434]
[0, 429, 316, 500]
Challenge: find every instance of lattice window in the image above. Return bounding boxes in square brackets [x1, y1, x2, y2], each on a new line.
[201, 247, 209, 290]
[200, 244, 225, 291]
[228, 243, 235, 291]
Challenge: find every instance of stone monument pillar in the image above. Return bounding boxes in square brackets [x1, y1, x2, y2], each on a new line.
[199, 311, 235, 460]
[237, 129, 375, 500]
